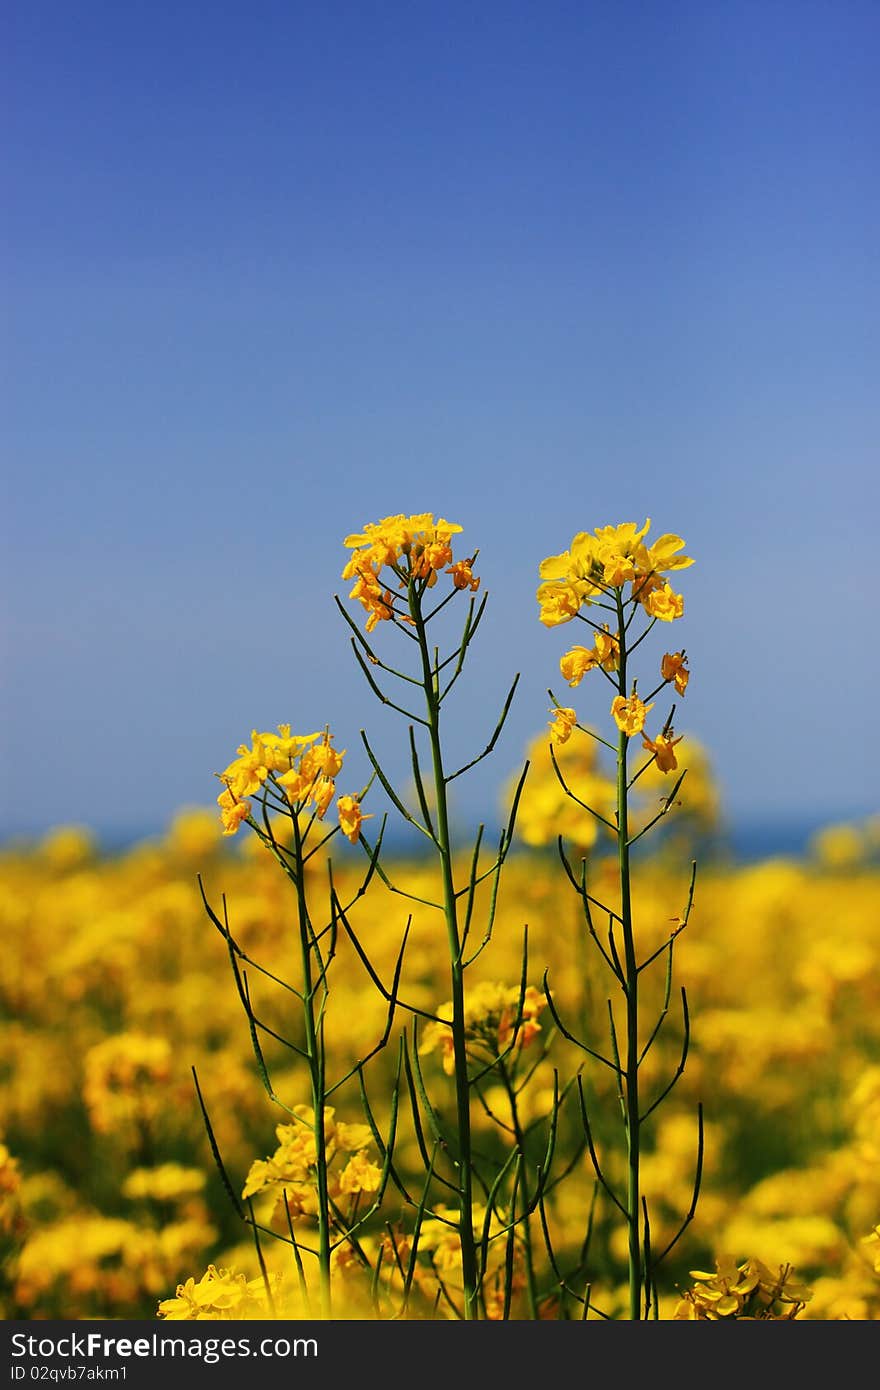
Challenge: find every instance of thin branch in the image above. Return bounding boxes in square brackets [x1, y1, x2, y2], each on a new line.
[549, 743, 618, 833]
[576, 1075, 627, 1217]
[653, 1104, 704, 1266]
[350, 639, 429, 725]
[542, 971, 617, 1071]
[640, 987, 691, 1122]
[360, 729, 435, 841]
[627, 770, 688, 847]
[192, 1066, 244, 1220]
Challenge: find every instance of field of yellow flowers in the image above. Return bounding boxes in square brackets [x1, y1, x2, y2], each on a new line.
[2, 514, 878, 1321]
[2, 808, 878, 1321]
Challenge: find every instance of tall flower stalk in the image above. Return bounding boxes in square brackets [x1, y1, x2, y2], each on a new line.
[339, 514, 527, 1319]
[198, 725, 392, 1319]
[538, 519, 702, 1319]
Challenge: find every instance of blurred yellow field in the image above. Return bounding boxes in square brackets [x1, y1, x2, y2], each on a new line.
[3, 809, 878, 1320]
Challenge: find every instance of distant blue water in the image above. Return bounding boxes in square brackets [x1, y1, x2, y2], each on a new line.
[721, 819, 827, 863]
[1, 811, 866, 866]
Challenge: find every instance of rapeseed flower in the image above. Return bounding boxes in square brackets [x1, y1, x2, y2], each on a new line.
[537, 519, 692, 625]
[560, 627, 620, 685]
[660, 651, 690, 695]
[158, 1264, 278, 1320]
[217, 788, 250, 837]
[548, 706, 577, 745]
[216, 725, 345, 832]
[639, 579, 684, 622]
[559, 645, 598, 686]
[611, 694, 653, 736]
[641, 730, 683, 773]
[83, 1034, 173, 1136]
[337, 794, 371, 843]
[446, 557, 480, 591]
[419, 982, 545, 1076]
[342, 513, 473, 629]
[241, 1107, 381, 1227]
[674, 1256, 813, 1320]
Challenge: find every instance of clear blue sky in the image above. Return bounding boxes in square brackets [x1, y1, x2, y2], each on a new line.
[3, 0, 878, 844]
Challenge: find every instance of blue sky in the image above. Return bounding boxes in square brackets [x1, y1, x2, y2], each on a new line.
[3, 0, 878, 845]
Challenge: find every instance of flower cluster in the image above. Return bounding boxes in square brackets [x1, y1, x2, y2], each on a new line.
[342, 513, 478, 631]
[122, 1165, 207, 1205]
[540, 522, 694, 779]
[419, 982, 546, 1076]
[158, 1264, 281, 1320]
[673, 1255, 813, 1320]
[217, 726, 338, 832]
[215, 724, 369, 844]
[241, 1106, 382, 1224]
[83, 1033, 173, 1136]
[15, 1212, 213, 1315]
[549, 648, 690, 775]
[537, 519, 692, 628]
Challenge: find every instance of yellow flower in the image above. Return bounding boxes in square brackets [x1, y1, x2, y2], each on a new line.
[259, 725, 322, 769]
[640, 579, 684, 622]
[506, 724, 616, 851]
[446, 558, 480, 591]
[311, 776, 336, 821]
[158, 1265, 277, 1320]
[342, 514, 468, 628]
[497, 985, 545, 1050]
[593, 519, 652, 556]
[641, 730, 683, 773]
[643, 530, 694, 574]
[217, 788, 250, 836]
[611, 694, 653, 736]
[334, 1122, 373, 1152]
[548, 706, 577, 745]
[419, 982, 547, 1075]
[347, 569, 396, 633]
[217, 724, 345, 829]
[337, 1151, 382, 1196]
[560, 646, 598, 686]
[537, 533, 602, 625]
[601, 552, 636, 586]
[675, 1256, 812, 1320]
[337, 794, 371, 843]
[220, 731, 272, 798]
[275, 766, 309, 803]
[537, 532, 597, 583]
[593, 522, 651, 587]
[660, 651, 690, 694]
[559, 628, 618, 686]
[536, 580, 588, 627]
[593, 626, 620, 671]
[537, 520, 692, 625]
[123, 1164, 206, 1203]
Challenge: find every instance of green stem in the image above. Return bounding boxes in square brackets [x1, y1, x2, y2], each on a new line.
[615, 589, 642, 1321]
[500, 1063, 539, 1318]
[412, 580, 480, 1319]
[292, 811, 333, 1317]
